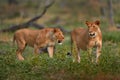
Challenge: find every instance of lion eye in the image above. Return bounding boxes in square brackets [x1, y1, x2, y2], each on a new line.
[92, 26, 96, 28]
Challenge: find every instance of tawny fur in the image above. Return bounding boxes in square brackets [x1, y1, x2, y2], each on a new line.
[71, 20, 102, 63]
[13, 28, 64, 60]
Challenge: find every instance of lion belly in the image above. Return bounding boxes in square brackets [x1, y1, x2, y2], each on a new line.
[71, 28, 88, 51]
[15, 29, 39, 47]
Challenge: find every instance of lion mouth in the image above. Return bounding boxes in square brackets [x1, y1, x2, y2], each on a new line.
[58, 43, 62, 45]
[58, 40, 63, 45]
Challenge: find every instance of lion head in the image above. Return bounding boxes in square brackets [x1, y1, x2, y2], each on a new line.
[53, 28, 64, 45]
[86, 20, 100, 38]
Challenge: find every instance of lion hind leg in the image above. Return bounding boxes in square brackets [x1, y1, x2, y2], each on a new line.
[72, 42, 80, 63]
[16, 39, 26, 61]
[16, 49, 24, 60]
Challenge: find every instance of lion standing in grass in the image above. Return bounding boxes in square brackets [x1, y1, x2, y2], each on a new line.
[13, 28, 64, 60]
[71, 20, 102, 63]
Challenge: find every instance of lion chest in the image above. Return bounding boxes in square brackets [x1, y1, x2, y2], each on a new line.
[87, 38, 101, 49]
[36, 39, 55, 48]
[47, 41, 55, 47]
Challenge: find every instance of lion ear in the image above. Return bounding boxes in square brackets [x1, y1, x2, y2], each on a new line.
[95, 20, 100, 25]
[86, 21, 91, 27]
[53, 28, 58, 33]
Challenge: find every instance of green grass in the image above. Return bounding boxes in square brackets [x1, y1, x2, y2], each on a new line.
[0, 32, 120, 80]
[103, 31, 120, 43]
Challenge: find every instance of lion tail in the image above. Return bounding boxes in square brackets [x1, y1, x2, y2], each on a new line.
[13, 35, 16, 46]
[67, 32, 72, 56]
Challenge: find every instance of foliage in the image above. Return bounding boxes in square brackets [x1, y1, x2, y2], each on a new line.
[0, 33, 120, 80]
[103, 31, 120, 42]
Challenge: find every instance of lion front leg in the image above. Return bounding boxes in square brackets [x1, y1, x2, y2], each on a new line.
[77, 50, 81, 63]
[47, 46, 54, 58]
[96, 45, 102, 63]
[34, 44, 39, 54]
[87, 48, 93, 62]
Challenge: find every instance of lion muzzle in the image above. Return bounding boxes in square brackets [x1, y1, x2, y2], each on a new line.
[89, 32, 97, 38]
[57, 40, 63, 45]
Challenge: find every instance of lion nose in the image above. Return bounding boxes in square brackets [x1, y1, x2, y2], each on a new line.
[89, 33, 95, 36]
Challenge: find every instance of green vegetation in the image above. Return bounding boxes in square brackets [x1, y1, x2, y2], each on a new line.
[0, 30, 120, 80]
[103, 31, 120, 42]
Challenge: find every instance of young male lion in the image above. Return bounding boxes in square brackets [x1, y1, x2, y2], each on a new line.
[13, 28, 64, 60]
[71, 20, 102, 63]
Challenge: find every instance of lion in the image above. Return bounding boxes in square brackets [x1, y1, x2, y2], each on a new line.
[71, 20, 102, 63]
[13, 28, 64, 60]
